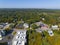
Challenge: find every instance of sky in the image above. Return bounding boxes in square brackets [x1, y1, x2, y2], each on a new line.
[0, 0, 60, 9]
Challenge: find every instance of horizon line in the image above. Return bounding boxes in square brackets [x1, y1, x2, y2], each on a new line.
[0, 8, 60, 9]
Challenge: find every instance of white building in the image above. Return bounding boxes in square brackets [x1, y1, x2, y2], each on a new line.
[0, 23, 10, 29]
[23, 23, 29, 29]
[12, 30, 27, 45]
[51, 25, 59, 30]
[42, 18, 45, 21]
[34, 21, 43, 26]
[48, 30, 54, 36]
[3, 24, 10, 29]
[36, 28, 42, 33]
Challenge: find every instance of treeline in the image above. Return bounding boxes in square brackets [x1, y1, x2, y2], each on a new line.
[0, 9, 60, 24]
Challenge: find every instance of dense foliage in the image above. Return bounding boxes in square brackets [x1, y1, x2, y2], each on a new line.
[0, 9, 60, 25]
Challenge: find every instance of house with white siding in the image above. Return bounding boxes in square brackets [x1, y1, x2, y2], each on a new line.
[51, 25, 59, 30]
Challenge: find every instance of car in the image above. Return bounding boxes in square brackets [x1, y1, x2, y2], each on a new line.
[17, 41, 22, 45]
[17, 32, 20, 34]
[16, 35, 19, 39]
[13, 41, 17, 45]
[0, 34, 2, 40]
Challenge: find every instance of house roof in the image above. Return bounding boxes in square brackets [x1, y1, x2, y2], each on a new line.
[52, 25, 58, 28]
[48, 30, 54, 36]
[23, 23, 29, 28]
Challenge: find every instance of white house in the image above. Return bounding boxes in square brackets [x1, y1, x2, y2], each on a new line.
[48, 30, 54, 36]
[36, 28, 42, 33]
[34, 21, 43, 26]
[23, 23, 29, 29]
[3, 24, 10, 29]
[51, 25, 59, 30]
[0, 23, 10, 29]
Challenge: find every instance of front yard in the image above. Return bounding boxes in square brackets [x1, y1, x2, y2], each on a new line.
[27, 30, 60, 45]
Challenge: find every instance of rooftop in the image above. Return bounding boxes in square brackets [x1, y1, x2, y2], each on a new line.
[12, 30, 27, 45]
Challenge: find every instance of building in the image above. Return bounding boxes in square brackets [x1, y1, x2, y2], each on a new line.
[23, 23, 29, 29]
[16, 23, 24, 29]
[0, 23, 10, 29]
[12, 30, 27, 45]
[3, 24, 10, 29]
[16, 23, 29, 29]
[48, 30, 54, 36]
[40, 24, 49, 31]
[34, 21, 43, 26]
[51, 25, 59, 30]
[36, 28, 42, 33]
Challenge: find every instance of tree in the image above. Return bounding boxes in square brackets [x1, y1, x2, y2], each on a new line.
[31, 24, 38, 29]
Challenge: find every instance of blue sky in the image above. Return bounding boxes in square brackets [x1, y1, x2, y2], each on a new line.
[0, 0, 60, 9]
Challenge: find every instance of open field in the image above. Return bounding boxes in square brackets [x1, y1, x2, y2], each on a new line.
[27, 30, 60, 45]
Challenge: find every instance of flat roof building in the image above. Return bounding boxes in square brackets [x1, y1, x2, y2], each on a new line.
[12, 30, 27, 45]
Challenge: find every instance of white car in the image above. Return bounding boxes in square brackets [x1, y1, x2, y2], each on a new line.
[17, 32, 20, 34]
[13, 41, 17, 45]
[16, 35, 19, 39]
[17, 41, 25, 45]
[0, 35, 2, 40]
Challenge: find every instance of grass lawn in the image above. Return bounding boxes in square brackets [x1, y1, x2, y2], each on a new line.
[27, 30, 60, 45]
